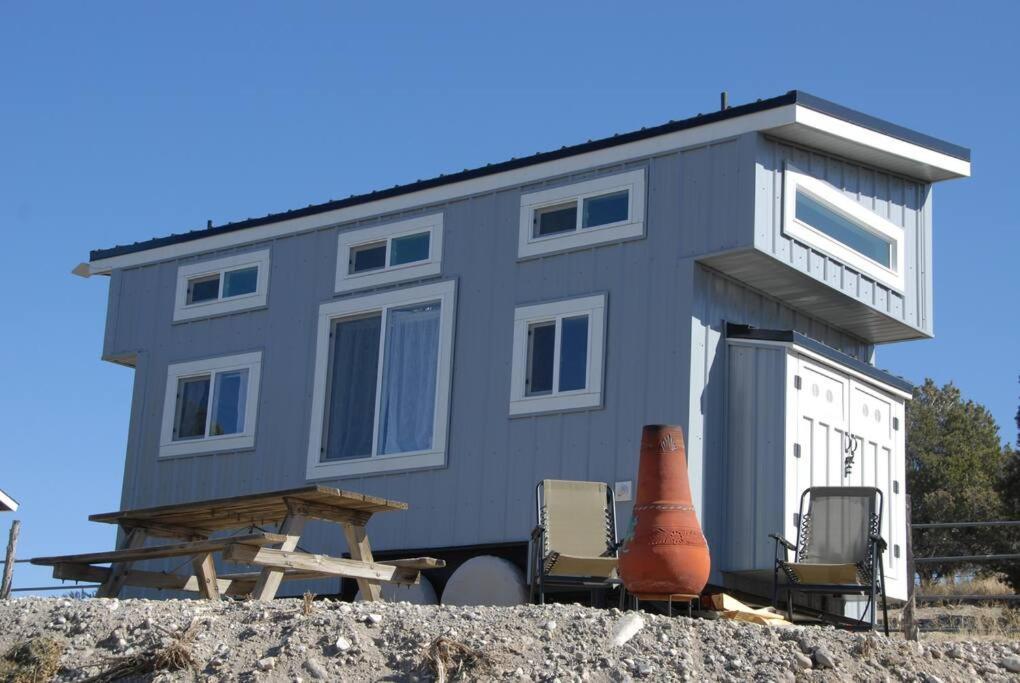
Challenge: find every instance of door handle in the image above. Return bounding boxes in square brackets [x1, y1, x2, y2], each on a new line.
[843, 432, 857, 478]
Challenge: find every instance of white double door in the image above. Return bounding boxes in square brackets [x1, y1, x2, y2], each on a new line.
[786, 354, 906, 598]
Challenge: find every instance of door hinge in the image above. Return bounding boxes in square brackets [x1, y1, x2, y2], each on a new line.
[893, 480, 899, 494]
[793, 513, 800, 528]
[793, 375, 802, 390]
[894, 544, 901, 559]
[793, 443, 801, 458]
[893, 417, 900, 431]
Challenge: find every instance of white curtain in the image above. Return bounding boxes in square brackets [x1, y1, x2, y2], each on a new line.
[378, 303, 440, 454]
[325, 315, 382, 460]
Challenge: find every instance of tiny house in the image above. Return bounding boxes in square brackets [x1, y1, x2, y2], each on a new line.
[77, 91, 970, 603]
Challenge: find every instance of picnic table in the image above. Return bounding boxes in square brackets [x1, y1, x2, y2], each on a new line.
[32, 485, 443, 601]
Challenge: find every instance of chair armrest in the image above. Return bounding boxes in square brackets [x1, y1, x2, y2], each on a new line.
[869, 534, 888, 552]
[769, 533, 796, 552]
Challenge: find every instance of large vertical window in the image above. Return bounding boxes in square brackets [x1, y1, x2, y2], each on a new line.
[159, 352, 262, 457]
[510, 294, 606, 416]
[782, 165, 904, 291]
[307, 281, 457, 478]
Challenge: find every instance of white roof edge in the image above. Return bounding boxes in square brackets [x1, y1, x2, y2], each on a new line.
[0, 488, 18, 512]
[84, 101, 969, 275]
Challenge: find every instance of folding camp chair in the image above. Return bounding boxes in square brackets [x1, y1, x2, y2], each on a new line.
[529, 479, 621, 605]
[770, 486, 889, 634]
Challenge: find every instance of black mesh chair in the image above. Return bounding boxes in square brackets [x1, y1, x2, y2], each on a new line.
[770, 486, 889, 634]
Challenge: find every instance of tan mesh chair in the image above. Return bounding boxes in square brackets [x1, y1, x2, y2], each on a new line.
[529, 479, 620, 605]
[770, 486, 889, 634]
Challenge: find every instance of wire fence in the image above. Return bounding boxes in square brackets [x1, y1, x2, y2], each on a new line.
[910, 519, 1019, 604]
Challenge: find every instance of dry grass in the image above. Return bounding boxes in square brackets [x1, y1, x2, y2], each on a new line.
[0, 637, 64, 683]
[302, 590, 317, 616]
[419, 637, 484, 683]
[920, 575, 1013, 598]
[82, 623, 198, 683]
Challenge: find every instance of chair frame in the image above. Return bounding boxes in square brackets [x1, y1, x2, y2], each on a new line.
[529, 480, 621, 605]
[771, 486, 889, 635]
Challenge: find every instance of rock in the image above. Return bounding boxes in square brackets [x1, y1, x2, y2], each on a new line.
[922, 675, 943, 683]
[1001, 655, 1020, 673]
[334, 636, 352, 652]
[544, 620, 557, 631]
[304, 658, 327, 679]
[948, 646, 966, 660]
[257, 656, 276, 671]
[609, 613, 645, 647]
[813, 647, 836, 669]
[792, 652, 813, 670]
[366, 613, 382, 625]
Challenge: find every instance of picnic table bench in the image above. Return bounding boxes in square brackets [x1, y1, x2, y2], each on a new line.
[32, 485, 444, 601]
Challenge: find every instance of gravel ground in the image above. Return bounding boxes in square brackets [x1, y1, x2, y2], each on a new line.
[1, 597, 1018, 682]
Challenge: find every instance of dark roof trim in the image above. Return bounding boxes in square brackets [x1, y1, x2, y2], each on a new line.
[91, 90, 969, 262]
[725, 323, 915, 394]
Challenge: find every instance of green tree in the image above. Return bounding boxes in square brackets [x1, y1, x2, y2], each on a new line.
[991, 379, 1020, 592]
[906, 379, 1009, 584]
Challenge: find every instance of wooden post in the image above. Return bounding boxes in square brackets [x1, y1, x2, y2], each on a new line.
[97, 528, 147, 598]
[191, 553, 221, 600]
[902, 494, 917, 641]
[251, 513, 306, 601]
[1, 520, 20, 599]
[343, 523, 382, 601]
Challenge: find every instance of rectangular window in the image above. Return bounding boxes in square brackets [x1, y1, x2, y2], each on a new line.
[782, 165, 904, 291]
[510, 294, 606, 416]
[160, 352, 262, 457]
[308, 280, 457, 478]
[174, 250, 271, 322]
[336, 214, 443, 293]
[519, 169, 645, 258]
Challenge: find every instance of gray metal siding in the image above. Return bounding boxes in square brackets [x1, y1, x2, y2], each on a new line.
[753, 135, 933, 336]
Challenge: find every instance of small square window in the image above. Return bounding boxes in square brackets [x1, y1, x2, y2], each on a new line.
[526, 321, 556, 395]
[351, 242, 387, 273]
[187, 275, 220, 304]
[582, 190, 628, 229]
[223, 267, 259, 298]
[510, 294, 606, 416]
[390, 232, 430, 266]
[160, 352, 262, 456]
[535, 203, 578, 237]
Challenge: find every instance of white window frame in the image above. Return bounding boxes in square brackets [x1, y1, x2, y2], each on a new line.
[307, 279, 457, 479]
[335, 213, 444, 293]
[509, 294, 606, 416]
[158, 351, 262, 458]
[173, 250, 271, 322]
[782, 165, 905, 291]
[518, 169, 646, 259]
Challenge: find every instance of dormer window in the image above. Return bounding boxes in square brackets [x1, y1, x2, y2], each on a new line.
[783, 165, 904, 290]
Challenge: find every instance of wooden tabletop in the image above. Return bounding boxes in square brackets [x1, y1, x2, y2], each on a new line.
[90, 485, 407, 532]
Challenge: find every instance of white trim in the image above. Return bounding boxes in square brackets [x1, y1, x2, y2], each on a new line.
[509, 294, 606, 416]
[158, 351, 262, 457]
[84, 106, 798, 274]
[518, 169, 646, 258]
[782, 165, 906, 291]
[82, 101, 968, 275]
[335, 213, 443, 293]
[172, 250, 271, 322]
[792, 106, 971, 180]
[727, 338, 911, 400]
[0, 488, 19, 512]
[306, 280, 457, 479]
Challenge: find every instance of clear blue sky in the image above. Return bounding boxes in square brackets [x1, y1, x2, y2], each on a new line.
[1, 2, 1017, 594]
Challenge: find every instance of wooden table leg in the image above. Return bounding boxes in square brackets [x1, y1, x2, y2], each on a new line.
[343, 523, 382, 602]
[97, 528, 147, 598]
[191, 553, 221, 600]
[251, 514, 306, 601]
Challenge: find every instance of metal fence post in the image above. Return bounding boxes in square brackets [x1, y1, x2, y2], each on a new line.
[902, 495, 917, 641]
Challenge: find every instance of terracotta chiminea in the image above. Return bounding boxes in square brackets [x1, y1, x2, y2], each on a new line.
[618, 425, 711, 598]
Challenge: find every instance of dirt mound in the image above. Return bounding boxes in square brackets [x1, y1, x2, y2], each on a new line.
[0, 597, 1017, 681]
